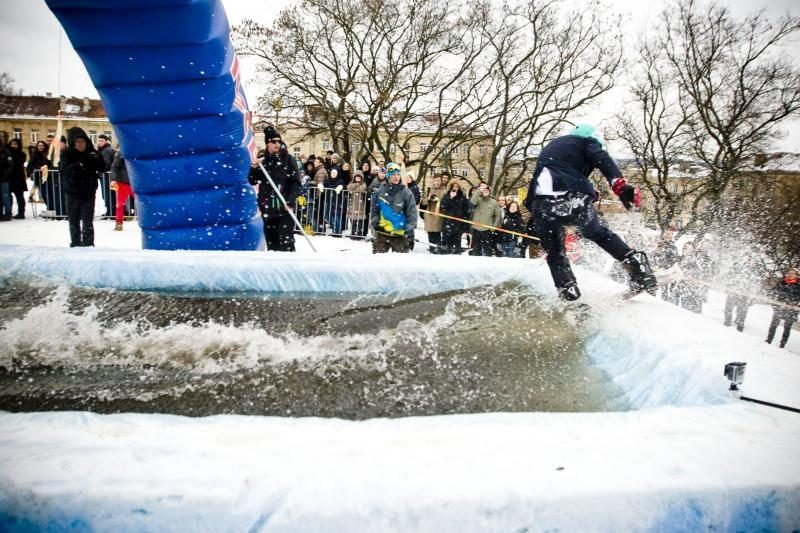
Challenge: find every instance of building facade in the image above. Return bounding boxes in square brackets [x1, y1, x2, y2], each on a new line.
[0, 94, 114, 148]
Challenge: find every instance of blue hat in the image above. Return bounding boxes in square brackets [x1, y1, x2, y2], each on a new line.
[386, 162, 401, 177]
[572, 123, 605, 148]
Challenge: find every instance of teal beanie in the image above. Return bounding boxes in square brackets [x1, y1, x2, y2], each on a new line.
[571, 123, 605, 148]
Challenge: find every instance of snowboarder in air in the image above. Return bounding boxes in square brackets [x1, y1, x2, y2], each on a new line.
[524, 123, 657, 301]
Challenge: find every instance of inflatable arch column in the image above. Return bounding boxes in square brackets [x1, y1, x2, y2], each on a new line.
[46, 0, 264, 250]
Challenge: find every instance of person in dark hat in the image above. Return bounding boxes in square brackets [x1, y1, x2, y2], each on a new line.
[60, 127, 105, 246]
[248, 125, 302, 251]
[95, 133, 115, 217]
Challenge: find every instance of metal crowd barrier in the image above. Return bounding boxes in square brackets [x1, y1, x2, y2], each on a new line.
[30, 169, 135, 221]
[293, 186, 373, 238]
[29, 173, 375, 239]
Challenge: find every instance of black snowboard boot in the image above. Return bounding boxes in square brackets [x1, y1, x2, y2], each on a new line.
[558, 281, 582, 301]
[622, 251, 658, 295]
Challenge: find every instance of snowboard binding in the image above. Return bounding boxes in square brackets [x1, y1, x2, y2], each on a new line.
[622, 251, 658, 296]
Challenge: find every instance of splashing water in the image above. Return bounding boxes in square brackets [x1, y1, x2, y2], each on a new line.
[0, 282, 627, 418]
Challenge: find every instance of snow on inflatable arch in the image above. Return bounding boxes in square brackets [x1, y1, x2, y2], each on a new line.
[46, 0, 263, 250]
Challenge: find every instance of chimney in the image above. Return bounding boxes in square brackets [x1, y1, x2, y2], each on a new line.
[754, 153, 767, 167]
[59, 96, 66, 112]
[46, 92, 52, 97]
[82, 97, 91, 112]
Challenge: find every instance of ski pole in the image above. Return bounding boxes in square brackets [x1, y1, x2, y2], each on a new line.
[418, 208, 539, 241]
[256, 161, 318, 253]
[376, 230, 451, 252]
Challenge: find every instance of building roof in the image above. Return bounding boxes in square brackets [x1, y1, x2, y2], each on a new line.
[0, 94, 107, 119]
[750, 152, 800, 173]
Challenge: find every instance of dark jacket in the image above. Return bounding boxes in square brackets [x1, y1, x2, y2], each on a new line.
[498, 210, 523, 242]
[525, 134, 622, 206]
[248, 148, 301, 219]
[110, 151, 130, 185]
[440, 190, 471, 235]
[0, 146, 12, 184]
[27, 150, 52, 177]
[8, 144, 28, 193]
[97, 143, 115, 172]
[59, 127, 105, 198]
[771, 278, 800, 320]
[406, 180, 421, 205]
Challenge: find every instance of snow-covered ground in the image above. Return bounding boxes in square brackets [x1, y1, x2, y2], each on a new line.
[1, 207, 799, 531]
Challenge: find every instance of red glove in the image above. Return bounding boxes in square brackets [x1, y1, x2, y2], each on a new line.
[612, 178, 640, 210]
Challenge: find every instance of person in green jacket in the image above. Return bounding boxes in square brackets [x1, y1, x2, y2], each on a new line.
[469, 182, 503, 256]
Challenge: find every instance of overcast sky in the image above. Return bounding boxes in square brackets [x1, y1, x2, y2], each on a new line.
[1, 0, 797, 151]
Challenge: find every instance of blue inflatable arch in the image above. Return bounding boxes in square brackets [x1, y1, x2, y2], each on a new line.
[46, 0, 263, 250]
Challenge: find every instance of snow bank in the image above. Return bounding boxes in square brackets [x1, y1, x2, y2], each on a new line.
[1, 407, 799, 532]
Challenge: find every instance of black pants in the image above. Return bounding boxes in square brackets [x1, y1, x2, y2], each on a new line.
[263, 213, 295, 251]
[441, 229, 462, 254]
[67, 194, 96, 247]
[767, 309, 797, 348]
[373, 231, 410, 253]
[471, 230, 494, 256]
[427, 231, 442, 253]
[532, 194, 631, 290]
[724, 293, 751, 331]
[12, 191, 25, 216]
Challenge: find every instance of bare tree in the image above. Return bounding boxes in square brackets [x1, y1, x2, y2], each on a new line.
[233, 0, 486, 170]
[464, 0, 623, 195]
[661, 0, 800, 234]
[0, 72, 21, 96]
[233, 0, 366, 161]
[615, 40, 701, 231]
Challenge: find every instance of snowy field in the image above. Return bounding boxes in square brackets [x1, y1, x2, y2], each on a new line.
[1, 209, 799, 531]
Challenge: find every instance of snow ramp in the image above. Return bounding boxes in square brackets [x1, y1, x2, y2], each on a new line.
[46, 0, 262, 251]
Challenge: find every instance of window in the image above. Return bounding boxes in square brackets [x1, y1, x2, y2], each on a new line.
[671, 184, 678, 194]
[478, 169, 485, 178]
[461, 168, 468, 178]
[450, 145, 458, 155]
[322, 138, 331, 151]
[88, 130, 97, 144]
[103, 131, 113, 142]
[462, 145, 469, 155]
[429, 167, 436, 176]
[13, 128, 22, 140]
[419, 143, 428, 154]
[30, 131, 39, 143]
[293, 146, 301, 158]
[479, 145, 486, 155]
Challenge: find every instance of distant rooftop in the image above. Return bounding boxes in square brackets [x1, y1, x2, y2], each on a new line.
[0, 94, 106, 119]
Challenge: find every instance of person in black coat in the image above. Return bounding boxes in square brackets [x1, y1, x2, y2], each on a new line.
[27, 140, 51, 205]
[321, 166, 347, 236]
[440, 179, 471, 254]
[6, 138, 28, 219]
[60, 127, 105, 246]
[498, 201, 523, 257]
[0, 138, 13, 221]
[248, 125, 301, 251]
[766, 268, 799, 349]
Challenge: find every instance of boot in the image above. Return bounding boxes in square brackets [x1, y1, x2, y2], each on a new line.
[12, 214, 24, 219]
[622, 250, 658, 295]
[114, 222, 123, 231]
[558, 281, 582, 301]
